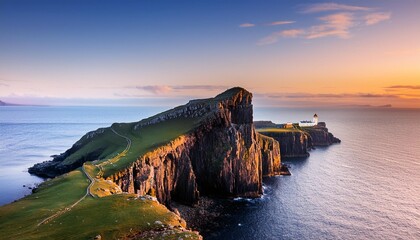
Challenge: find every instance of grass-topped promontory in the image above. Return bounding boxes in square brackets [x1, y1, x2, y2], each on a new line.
[2, 88, 253, 239]
[0, 111, 205, 239]
[57, 117, 201, 178]
[102, 117, 200, 177]
[0, 169, 199, 239]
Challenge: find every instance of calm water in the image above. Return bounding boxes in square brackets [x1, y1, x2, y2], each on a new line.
[1, 106, 419, 239]
[0, 106, 166, 205]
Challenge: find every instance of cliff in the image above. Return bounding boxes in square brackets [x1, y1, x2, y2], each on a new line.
[304, 123, 341, 146]
[256, 121, 340, 158]
[29, 87, 282, 206]
[258, 130, 311, 158]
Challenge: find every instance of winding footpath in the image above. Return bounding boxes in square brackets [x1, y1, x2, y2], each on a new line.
[37, 128, 132, 226]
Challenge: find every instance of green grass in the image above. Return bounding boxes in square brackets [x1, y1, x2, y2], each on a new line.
[76, 117, 200, 177]
[0, 169, 200, 239]
[61, 128, 127, 166]
[257, 128, 301, 133]
[0, 170, 88, 238]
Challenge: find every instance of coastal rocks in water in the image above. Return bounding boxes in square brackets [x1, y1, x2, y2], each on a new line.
[260, 131, 311, 158]
[256, 121, 340, 159]
[304, 123, 341, 146]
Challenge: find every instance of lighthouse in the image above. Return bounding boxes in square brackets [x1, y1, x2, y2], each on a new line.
[313, 114, 319, 125]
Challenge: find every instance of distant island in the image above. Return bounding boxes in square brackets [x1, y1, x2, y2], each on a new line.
[1, 87, 340, 239]
[0, 100, 41, 107]
[0, 100, 19, 106]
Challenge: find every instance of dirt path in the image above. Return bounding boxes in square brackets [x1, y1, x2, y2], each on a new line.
[37, 128, 132, 226]
[37, 165, 94, 226]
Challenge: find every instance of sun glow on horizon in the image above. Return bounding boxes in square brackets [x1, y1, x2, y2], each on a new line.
[0, 0, 419, 108]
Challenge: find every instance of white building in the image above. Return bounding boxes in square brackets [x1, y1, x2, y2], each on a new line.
[313, 113, 318, 125]
[299, 114, 319, 127]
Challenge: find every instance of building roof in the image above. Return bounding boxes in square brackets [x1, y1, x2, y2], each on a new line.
[314, 113, 318, 117]
[300, 120, 314, 123]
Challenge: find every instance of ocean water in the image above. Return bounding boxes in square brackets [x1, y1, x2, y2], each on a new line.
[1, 106, 419, 239]
[0, 106, 166, 205]
[207, 108, 420, 240]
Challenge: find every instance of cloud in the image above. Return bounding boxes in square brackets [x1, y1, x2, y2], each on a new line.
[239, 23, 255, 28]
[267, 21, 295, 26]
[385, 85, 420, 90]
[258, 12, 354, 44]
[134, 85, 229, 95]
[365, 12, 391, 25]
[257, 29, 305, 45]
[306, 12, 354, 39]
[136, 85, 172, 94]
[0, 82, 9, 87]
[267, 92, 400, 99]
[257, 33, 280, 45]
[301, 3, 372, 13]
[281, 29, 305, 37]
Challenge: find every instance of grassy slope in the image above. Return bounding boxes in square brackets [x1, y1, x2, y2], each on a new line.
[0, 168, 199, 239]
[0, 93, 234, 239]
[0, 118, 203, 239]
[57, 117, 200, 177]
[103, 117, 200, 177]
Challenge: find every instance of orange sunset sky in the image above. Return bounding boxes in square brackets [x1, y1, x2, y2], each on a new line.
[0, 1, 419, 108]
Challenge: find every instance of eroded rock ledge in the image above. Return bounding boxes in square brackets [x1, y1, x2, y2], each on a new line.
[109, 88, 282, 206]
[30, 87, 283, 207]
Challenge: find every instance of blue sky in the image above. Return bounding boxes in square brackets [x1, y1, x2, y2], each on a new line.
[1, 0, 419, 107]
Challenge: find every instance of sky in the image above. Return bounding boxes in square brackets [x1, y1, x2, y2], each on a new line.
[0, 0, 419, 108]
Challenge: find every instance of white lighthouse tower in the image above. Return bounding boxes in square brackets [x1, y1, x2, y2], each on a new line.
[313, 114, 319, 125]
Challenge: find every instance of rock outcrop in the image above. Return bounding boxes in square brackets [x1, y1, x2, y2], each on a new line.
[110, 88, 282, 205]
[259, 131, 311, 158]
[30, 87, 282, 206]
[304, 123, 341, 146]
[256, 121, 340, 158]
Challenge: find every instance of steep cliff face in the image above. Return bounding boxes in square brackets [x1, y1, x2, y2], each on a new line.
[304, 124, 341, 146]
[110, 88, 283, 205]
[257, 134, 281, 176]
[257, 122, 340, 158]
[260, 131, 311, 158]
[30, 87, 282, 206]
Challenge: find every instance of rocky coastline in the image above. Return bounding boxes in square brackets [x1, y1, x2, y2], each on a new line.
[255, 121, 341, 159]
[26, 87, 340, 238]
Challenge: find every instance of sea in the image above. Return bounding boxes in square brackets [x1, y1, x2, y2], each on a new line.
[1, 106, 419, 239]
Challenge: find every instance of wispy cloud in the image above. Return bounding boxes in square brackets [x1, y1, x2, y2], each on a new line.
[257, 29, 305, 45]
[239, 23, 255, 28]
[267, 21, 295, 26]
[136, 85, 172, 94]
[306, 12, 354, 39]
[385, 85, 420, 90]
[301, 3, 372, 13]
[365, 12, 391, 25]
[240, 21, 294, 28]
[134, 85, 229, 95]
[257, 9, 392, 44]
[258, 12, 354, 44]
[257, 34, 280, 46]
[267, 92, 400, 99]
[248, 2, 391, 45]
